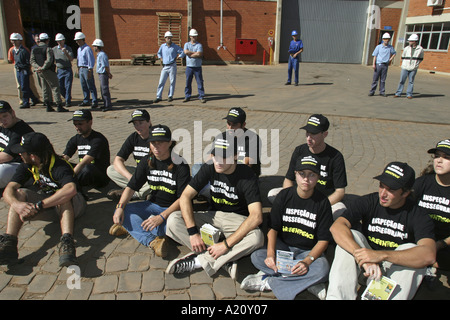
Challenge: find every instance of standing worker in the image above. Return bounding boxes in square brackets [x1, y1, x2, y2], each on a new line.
[92, 39, 113, 112]
[30, 33, 68, 112]
[285, 30, 303, 86]
[9, 33, 39, 109]
[153, 31, 185, 103]
[74, 32, 98, 108]
[183, 29, 206, 103]
[53, 33, 74, 107]
[368, 33, 396, 97]
[394, 34, 424, 99]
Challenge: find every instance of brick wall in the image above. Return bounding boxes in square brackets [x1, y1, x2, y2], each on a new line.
[407, 0, 450, 16]
[380, 7, 403, 44]
[404, 0, 450, 73]
[78, 0, 276, 63]
[4, 0, 24, 43]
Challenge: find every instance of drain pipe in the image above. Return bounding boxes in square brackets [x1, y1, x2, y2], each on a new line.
[217, 0, 226, 50]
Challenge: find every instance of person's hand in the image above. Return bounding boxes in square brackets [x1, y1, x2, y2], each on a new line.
[291, 261, 309, 276]
[353, 247, 383, 266]
[141, 214, 163, 231]
[190, 233, 206, 253]
[207, 241, 228, 259]
[264, 255, 277, 272]
[362, 262, 382, 281]
[13, 201, 38, 222]
[112, 208, 124, 225]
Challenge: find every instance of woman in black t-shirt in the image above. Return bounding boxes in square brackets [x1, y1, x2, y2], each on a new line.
[414, 139, 450, 270]
[111, 125, 190, 257]
[241, 155, 333, 300]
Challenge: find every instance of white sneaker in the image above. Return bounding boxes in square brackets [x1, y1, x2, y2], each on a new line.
[222, 261, 238, 280]
[307, 283, 327, 300]
[240, 273, 271, 292]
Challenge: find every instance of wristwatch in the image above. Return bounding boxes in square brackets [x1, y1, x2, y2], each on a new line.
[308, 255, 315, 261]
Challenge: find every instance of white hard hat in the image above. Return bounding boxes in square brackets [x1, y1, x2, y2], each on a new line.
[164, 31, 173, 38]
[55, 33, 65, 41]
[382, 32, 391, 39]
[92, 39, 104, 47]
[189, 29, 198, 36]
[74, 32, 86, 40]
[39, 33, 49, 40]
[408, 34, 419, 42]
[10, 33, 23, 41]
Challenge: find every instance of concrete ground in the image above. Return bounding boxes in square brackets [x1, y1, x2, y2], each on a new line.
[0, 60, 449, 302]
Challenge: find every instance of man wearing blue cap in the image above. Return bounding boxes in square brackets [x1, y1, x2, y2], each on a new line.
[286, 30, 303, 86]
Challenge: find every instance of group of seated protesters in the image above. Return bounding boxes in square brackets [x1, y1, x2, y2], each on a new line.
[0, 101, 448, 300]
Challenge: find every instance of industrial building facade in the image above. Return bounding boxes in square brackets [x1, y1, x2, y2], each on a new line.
[0, 0, 449, 73]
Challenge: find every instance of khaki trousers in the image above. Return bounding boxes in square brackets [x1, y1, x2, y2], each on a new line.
[37, 69, 62, 105]
[166, 210, 264, 276]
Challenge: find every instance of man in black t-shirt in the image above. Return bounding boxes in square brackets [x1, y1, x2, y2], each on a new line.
[0, 132, 86, 267]
[327, 161, 436, 300]
[0, 101, 34, 189]
[107, 109, 152, 200]
[165, 133, 264, 279]
[268, 114, 347, 219]
[63, 110, 110, 189]
[222, 107, 261, 177]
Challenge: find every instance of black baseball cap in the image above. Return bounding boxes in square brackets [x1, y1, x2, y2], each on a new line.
[148, 124, 172, 142]
[68, 109, 92, 121]
[223, 107, 246, 124]
[11, 132, 51, 154]
[210, 132, 238, 158]
[300, 114, 330, 134]
[128, 109, 150, 123]
[373, 162, 415, 190]
[0, 100, 12, 113]
[427, 139, 450, 156]
[295, 155, 320, 174]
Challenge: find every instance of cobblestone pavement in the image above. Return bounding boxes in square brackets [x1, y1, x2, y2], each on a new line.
[0, 61, 449, 301]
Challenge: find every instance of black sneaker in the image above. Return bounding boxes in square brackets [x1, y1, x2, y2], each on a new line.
[0, 234, 18, 265]
[153, 98, 162, 103]
[167, 97, 173, 102]
[58, 233, 78, 267]
[166, 252, 197, 274]
[182, 98, 190, 103]
[57, 105, 69, 112]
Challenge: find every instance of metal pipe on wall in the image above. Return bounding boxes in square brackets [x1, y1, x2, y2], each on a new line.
[94, 0, 101, 39]
[217, 0, 225, 50]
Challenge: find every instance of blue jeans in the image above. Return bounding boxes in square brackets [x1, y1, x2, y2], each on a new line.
[122, 201, 168, 246]
[251, 239, 329, 300]
[185, 66, 205, 99]
[79, 67, 98, 104]
[57, 68, 73, 104]
[287, 55, 300, 84]
[16, 69, 37, 107]
[395, 68, 417, 97]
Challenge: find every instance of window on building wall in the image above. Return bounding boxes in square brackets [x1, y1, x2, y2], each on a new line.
[405, 22, 450, 51]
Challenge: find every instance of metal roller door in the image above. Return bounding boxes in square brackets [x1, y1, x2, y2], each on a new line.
[281, 0, 369, 63]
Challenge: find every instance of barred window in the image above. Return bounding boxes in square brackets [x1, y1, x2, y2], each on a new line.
[405, 22, 450, 51]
